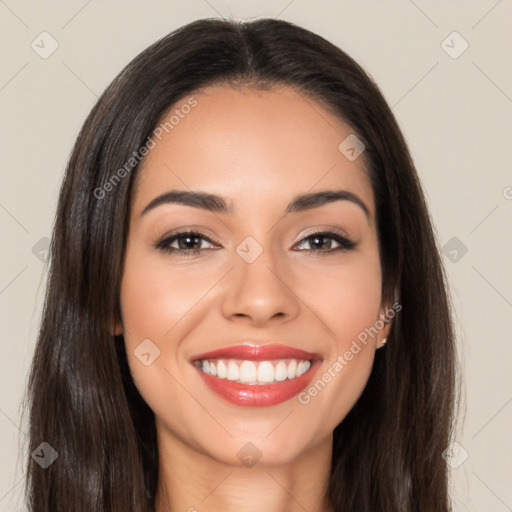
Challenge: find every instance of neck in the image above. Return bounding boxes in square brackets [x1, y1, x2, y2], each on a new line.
[154, 427, 334, 512]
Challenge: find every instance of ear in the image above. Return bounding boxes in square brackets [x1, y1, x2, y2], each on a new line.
[375, 300, 395, 349]
[113, 315, 123, 336]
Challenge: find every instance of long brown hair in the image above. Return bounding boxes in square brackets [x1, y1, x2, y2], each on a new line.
[23, 18, 457, 511]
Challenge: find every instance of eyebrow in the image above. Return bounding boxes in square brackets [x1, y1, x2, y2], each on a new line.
[140, 189, 370, 219]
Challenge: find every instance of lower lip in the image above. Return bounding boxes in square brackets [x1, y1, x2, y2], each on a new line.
[194, 361, 321, 407]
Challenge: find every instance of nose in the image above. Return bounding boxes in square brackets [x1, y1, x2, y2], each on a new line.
[220, 240, 300, 327]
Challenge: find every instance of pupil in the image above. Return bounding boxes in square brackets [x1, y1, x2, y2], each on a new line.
[313, 235, 329, 250]
[180, 235, 199, 250]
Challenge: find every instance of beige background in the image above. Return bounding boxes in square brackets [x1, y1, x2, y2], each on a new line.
[1, 1, 511, 510]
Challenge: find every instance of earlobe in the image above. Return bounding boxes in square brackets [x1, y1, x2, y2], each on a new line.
[112, 307, 124, 336]
[113, 320, 123, 336]
[376, 303, 394, 349]
[377, 323, 392, 349]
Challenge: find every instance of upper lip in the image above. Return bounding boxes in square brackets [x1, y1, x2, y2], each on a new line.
[191, 343, 322, 362]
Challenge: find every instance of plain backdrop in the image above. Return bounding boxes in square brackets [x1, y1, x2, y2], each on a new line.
[1, 1, 511, 511]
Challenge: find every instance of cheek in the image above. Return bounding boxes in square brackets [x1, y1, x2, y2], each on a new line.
[119, 250, 208, 344]
[305, 250, 383, 347]
[118, 244, 228, 404]
[295, 252, 382, 420]
[118, 251, 201, 436]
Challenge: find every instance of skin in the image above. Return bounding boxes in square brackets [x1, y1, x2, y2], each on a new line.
[115, 85, 391, 512]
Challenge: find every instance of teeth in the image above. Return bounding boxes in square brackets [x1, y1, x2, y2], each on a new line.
[197, 358, 312, 385]
[217, 360, 227, 379]
[296, 360, 310, 377]
[275, 361, 288, 381]
[240, 360, 257, 383]
[227, 360, 239, 381]
[257, 361, 274, 383]
[287, 359, 297, 379]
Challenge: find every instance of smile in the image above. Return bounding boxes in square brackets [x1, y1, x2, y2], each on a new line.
[196, 358, 312, 384]
[191, 343, 322, 407]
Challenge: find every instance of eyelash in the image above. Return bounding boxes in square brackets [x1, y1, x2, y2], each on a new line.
[154, 230, 356, 257]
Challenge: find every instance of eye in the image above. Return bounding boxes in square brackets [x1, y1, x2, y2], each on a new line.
[294, 230, 356, 255]
[155, 229, 356, 257]
[155, 231, 218, 256]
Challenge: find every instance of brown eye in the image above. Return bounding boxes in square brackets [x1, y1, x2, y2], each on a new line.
[294, 231, 356, 254]
[156, 231, 217, 255]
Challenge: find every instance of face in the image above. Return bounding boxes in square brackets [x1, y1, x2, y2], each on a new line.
[116, 85, 391, 467]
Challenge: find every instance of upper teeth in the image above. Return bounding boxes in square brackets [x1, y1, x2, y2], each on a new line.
[198, 359, 311, 385]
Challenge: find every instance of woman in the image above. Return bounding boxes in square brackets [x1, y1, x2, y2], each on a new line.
[23, 17, 457, 512]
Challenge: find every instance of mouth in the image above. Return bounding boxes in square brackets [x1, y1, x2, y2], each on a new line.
[191, 344, 322, 407]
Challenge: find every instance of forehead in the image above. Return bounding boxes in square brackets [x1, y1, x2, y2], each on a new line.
[132, 84, 374, 219]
